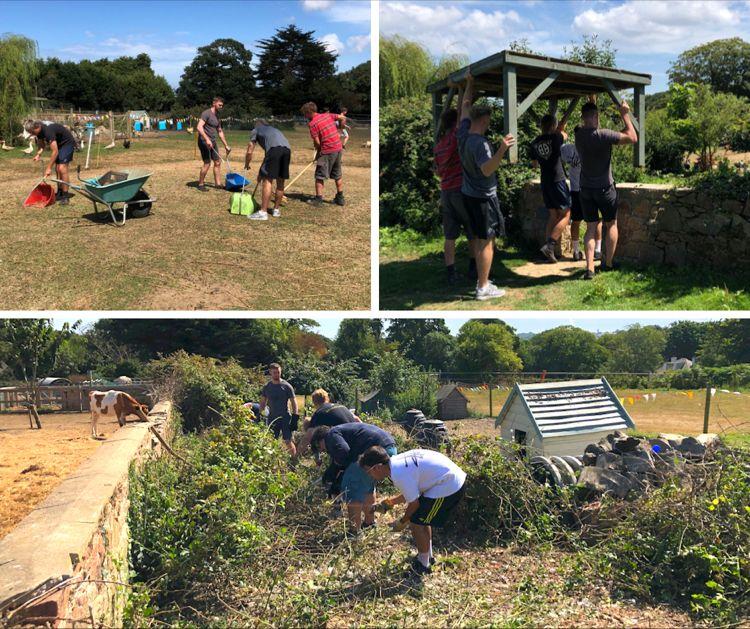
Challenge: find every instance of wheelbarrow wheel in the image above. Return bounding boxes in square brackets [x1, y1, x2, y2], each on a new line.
[124, 189, 152, 219]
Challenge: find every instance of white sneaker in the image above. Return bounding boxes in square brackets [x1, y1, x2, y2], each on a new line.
[272, 208, 281, 218]
[476, 282, 506, 301]
[248, 211, 268, 221]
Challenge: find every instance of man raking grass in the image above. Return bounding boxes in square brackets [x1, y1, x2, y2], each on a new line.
[244, 120, 292, 220]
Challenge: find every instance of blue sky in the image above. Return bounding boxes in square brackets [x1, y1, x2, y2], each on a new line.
[1, 0, 370, 86]
[47, 315, 725, 339]
[380, 0, 750, 93]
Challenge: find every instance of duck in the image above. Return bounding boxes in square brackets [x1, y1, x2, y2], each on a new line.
[1, 140, 13, 151]
[22, 139, 35, 154]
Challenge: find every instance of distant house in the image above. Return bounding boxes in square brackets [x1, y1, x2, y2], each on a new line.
[495, 378, 636, 457]
[436, 384, 469, 420]
[358, 390, 391, 414]
[657, 357, 693, 373]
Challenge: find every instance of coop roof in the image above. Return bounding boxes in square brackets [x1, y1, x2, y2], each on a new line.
[38, 377, 72, 386]
[358, 389, 381, 403]
[426, 50, 651, 99]
[436, 384, 468, 402]
[495, 378, 635, 439]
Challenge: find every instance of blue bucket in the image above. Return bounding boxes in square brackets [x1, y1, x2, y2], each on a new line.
[134, 121, 143, 132]
[225, 172, 251, 191]
[158, 120, 167, 131]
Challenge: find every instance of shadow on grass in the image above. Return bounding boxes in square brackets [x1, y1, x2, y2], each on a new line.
[380, 238, 750, 310]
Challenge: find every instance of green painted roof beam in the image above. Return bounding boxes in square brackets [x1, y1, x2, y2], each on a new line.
[517, 70, 559, 117]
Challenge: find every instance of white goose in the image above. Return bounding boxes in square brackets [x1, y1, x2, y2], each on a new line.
[22, 139, 35, 154]
[1, 140, 13, 151]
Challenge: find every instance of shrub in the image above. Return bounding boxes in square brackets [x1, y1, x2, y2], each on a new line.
[128, 402, 302, 617]
[449, 436, 574, 547]
[581, 448, 750, 623]
[646, 108, 687, 174]
[690, 159, 750, 202]
[146, 351, 264, 432]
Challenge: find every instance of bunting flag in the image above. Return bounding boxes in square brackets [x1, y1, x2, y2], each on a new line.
[687, 391, 694, 399]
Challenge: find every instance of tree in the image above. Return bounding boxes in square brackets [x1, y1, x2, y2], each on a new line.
[521, 326, 608, 373]
[335, 61, 371, 114]
[664, 321, 709, 361]
[255, 25, 337, 114]
[386, 319, 449, 357]
[0, 34, 38, 143]
[697, 320, 750, 367]
[419, 331, 457, 373]
[0, 319, 74, 428]
[669, 38, 750, 99]
[177, 39, 256, 112]
[600, 325, 667, 373]
[564, 34, 617, 68]
[454, 321, 523, 373]
[368, 351, 420, 395]
[379, 36, 434, 105]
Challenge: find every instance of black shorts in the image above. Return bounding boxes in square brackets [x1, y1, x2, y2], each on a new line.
[198, 137, 220, 165]
[56, 143, 75, 165]
[315, 151, 343, 180]
[461, 193, 506, 240]
[441, 189, 475, 240]
[260, 146, 291, 180]
[268, 413, 293, 441]
[580, 184, 618, 222]
[411, 485, 465, 527]
[570, 191, 583, 222]
[541, 180, 571, 210]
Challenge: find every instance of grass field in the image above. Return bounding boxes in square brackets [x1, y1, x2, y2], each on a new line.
[452, 387, 750, 446]
[0, 127, 371, 310]
[379, 228, 750, 310]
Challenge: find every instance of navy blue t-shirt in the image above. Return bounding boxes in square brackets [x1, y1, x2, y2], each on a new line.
[324, 422, 396, 467]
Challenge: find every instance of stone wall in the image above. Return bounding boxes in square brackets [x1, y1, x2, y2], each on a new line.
[0, 401, 174, 627]
[517, 181, 750, 268]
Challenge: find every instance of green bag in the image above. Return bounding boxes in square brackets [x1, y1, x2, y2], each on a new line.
[230, 192, 254, 215]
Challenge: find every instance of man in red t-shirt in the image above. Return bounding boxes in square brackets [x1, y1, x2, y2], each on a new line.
[301, 102, 346, 207]
[434, 81, 476, 285]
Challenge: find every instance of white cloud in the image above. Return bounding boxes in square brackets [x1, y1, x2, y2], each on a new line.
[84, 30, 94, 38]
[380, 2, 528, 57]
[302, 0, 333, 9]
[324, 1, 371, 24]
[320, 32, 345, 55]
[346, 33, 371, 53]
[572, 1, 745, 53]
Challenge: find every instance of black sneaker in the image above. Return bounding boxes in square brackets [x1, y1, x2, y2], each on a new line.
[573, 251, 584, 261]
[361, 521, 377, 530]
[594, 250, 602, 261]
[599, 261, 619, 273]
[410, 558, 432, 576]
[333, 192, 345, 206]
[307, 195, 324, 206]
[197, 184, 208, 192]
[583, 270, 595, 280]
[58, 197, 69, 206]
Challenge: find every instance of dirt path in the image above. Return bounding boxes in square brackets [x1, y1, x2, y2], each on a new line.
[0, 412, 123, 538]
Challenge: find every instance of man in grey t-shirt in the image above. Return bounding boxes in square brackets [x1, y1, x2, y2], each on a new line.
[259, 362, 299, 455]
[574, 99, 637, 279]
[196, 96, 231, 192]
[244, 121, 293, 220]
[456, 73, 516, 301]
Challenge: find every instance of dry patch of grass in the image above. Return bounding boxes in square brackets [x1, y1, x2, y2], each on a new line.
[0, 411, 122, 537]
[0, 127, 370, 310]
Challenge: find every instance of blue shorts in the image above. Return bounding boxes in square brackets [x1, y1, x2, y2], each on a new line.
[541, 180, 571, 210]
[341, 445, 397, 503]
[56, 143, 74, 164]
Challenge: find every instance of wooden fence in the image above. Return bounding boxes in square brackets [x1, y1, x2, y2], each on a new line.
[0, 384, 154, 413]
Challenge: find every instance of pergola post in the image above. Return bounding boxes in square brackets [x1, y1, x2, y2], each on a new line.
[633, 84, 646, 168]
[431, 91, 441, 141]
[502, 64, 518, 163]
[548, 98, 558, 117]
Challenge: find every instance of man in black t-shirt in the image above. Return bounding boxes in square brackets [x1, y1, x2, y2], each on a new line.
[298, 388, 360, 456]
[530, 112, 572, 264]
[26, 120, 77, 204]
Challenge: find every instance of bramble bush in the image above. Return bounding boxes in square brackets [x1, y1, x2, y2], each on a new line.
[580, 448, 750, 623]
[146, 351, 264, 432]
[127, 401, 302, 622]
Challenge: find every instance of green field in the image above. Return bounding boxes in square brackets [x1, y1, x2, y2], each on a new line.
[379, 228, 750, 310]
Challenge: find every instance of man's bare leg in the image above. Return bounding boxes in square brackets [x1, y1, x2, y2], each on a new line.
[604, 219, 618, 267]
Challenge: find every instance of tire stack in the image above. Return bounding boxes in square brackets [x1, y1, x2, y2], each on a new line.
[400, 409, 448, 449]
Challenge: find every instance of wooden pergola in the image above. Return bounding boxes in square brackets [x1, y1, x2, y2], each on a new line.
[426, 50, 652, 167]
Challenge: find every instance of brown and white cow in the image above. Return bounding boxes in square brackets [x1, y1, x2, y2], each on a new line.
[89, 390, 150, 438]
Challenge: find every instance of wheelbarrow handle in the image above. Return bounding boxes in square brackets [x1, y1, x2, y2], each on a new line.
[76, 164, 86, 183]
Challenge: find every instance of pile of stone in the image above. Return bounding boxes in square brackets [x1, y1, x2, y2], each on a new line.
[530, 430, 721, 499]
[401, 409, 448, 449]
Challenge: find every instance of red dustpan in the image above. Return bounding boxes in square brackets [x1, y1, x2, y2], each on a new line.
[23, 181, 56, 208]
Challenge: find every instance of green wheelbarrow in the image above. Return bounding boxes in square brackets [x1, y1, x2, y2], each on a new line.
[48, 165, 155, 226]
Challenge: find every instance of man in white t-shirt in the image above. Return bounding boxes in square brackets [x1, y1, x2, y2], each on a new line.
[359, 446, 467, 575]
